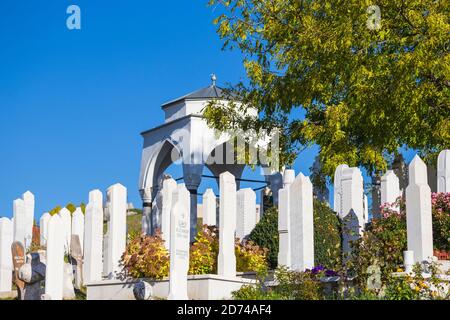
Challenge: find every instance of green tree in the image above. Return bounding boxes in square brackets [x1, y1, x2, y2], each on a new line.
[205, 0, 449, 178]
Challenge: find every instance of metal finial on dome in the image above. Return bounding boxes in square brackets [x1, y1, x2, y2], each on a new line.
[211, 73, 217, 86]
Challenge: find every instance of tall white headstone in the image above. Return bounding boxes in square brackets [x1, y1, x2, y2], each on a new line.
[83, 190, 104, 283]
[45, 215, 65, 300]
[0, 218, 13, 292]
[106, 184, 127, 279]
[278, 169, 295, 268]
[202, 189, 217, 226]
[406, 155, 433, 263]
[161, 178, 177, 250]
[22, 191, 35, 250]
[381, 170, 400, 212]
[236, 188, 257, 241]
[218, 172, 237, 278]
[39, 212, 51, 246]
[168, 200, 190, 300]
[289, 173, 314, 271]
[437, 150, 450, 193]
[334, 165, 365, 254]
[59, 208, 72, 254]
[71, 208, 85, 255]
[13, 199, 27, 246]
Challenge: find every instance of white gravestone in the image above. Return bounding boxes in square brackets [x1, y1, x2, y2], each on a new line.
[202, 189, 217, 226]
[22, 191, 35, 250]
[71, 208, 85, 255]
[289, 173, 314, 271]
[83, 190, 104, 283]
[106, 184, 127, 279]
[334, 165, 365, 254]
[45, 215, 65, 300]
[13, 199, 27, 246]
[168, 200, 190, 300]
[278, 169, 295, 268]
[437, 150, 450, 193]
[161, 178, 177, 250]
[58, 208, 72, 254]
[381, 170, 401, 212]
[406, 155, 434, 263]
[0, 218, 13, 292]
[236, 188, 257, 241]
[363, 194, 369, 224]
[39, 213, 51, 247]
[218, 172, 237, 278]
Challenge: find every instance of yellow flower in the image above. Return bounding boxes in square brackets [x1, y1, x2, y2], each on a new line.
[396, 268, 404, 273]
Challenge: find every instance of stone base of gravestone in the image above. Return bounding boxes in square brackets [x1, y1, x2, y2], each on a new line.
[63, 263, 76, 300]
[133, 281, 153, 300]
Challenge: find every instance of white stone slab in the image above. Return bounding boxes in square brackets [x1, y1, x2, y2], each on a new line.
[168, 201, 190, 300]
[39, 213, 51, 247]
[45, 215, 65, 300]
[437, 150, 450, 193]
[13, 199, 27, 246]
[22, 191, 35, 250]
[236, 188, 257, 241]
[381, 170, 400, 212]
[202, 189, 217, 227]
[406, 155, 434, 263]
[58, 208, 72, 254]
[161, 178, 177, 250]
[218, 172, 237, 278]
[0, 218, 13, 292]
[106, 184, 127, 279]
[84, 190, 104, 283]
[71, 208, 85, 255]
[289, 173, 314, 271]
[278, 186, 291, 268]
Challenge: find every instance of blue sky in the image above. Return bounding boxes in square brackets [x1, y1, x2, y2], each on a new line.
[0, 1, 418, 221]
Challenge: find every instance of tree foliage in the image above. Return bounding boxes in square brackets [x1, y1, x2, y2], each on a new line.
[205, 0, 450, 177]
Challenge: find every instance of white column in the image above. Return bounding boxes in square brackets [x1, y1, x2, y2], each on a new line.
[45, 215, 65, 300]
[381, 170, 401, 212]
[437, 150, 450, 193]
[39, 212, 51, 246]
[202, 189, 217, 226]
[333, 164, 349, 215]
[278, 169, 295, 268]
[83, 190, 104, 283]
[406, 155, 433, 263]
[106, 184, 127, 279]
[13, 199, 26, 246]
[168, 198, 190, 300]
[218, 172, 237, 278]
[0, 218, 13, 292]
[363, 194, 369, 224]
[71, 208, 85, 255]
[289, 173, 314, 271]
[58, 208, 72, 254]
[22, 191, 35, 250]
[161, 178, 177, 250]
[236, 188, 257, 241]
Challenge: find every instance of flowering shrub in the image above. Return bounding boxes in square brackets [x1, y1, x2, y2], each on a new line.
[189, 226, 218, 275]
[431, 193, 450, 252]
[121, 225, 268, 280]
[120, 231, 170, 280]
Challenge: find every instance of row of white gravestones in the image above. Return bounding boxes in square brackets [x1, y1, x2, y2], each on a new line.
[0, 218, 13, 292]
[13, 191, 35, 250]
[236, 188, 257, 241]
[277, 170, 315, 271]
[334, 164, 365, 254]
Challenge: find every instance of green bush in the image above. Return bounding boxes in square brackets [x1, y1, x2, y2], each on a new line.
[248, 200, 342, 270]
[248, 207, 279, 269]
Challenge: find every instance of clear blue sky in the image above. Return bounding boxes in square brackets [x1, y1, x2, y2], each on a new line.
[0, 1, 417, 221]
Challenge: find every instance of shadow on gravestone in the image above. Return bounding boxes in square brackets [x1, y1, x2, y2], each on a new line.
[342, 210, 361, 260]
[70, 235, 83, 290]
[11, 241, 26, 300]
[18, 252, 46, 300]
